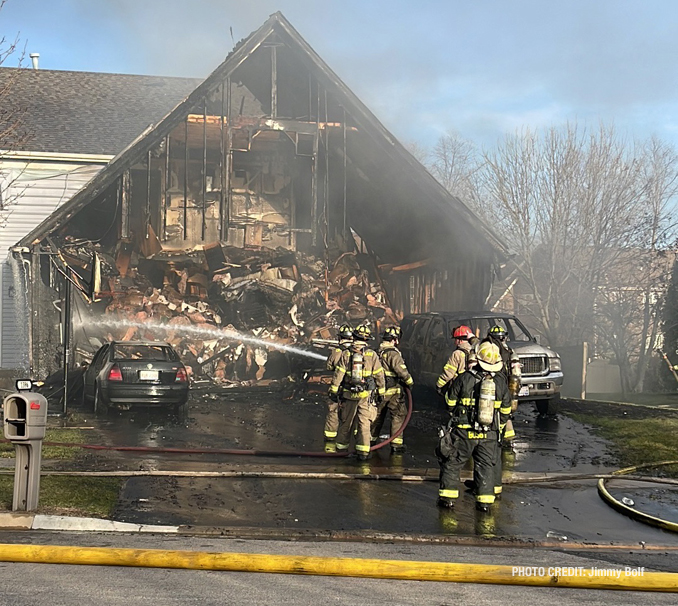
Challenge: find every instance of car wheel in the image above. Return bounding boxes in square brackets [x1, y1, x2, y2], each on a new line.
[535, 398, 558, 416]
[172, 400, 188, 417]
[94, 384, 108, 416]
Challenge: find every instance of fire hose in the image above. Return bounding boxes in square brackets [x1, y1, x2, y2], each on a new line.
[32, 386, 414, 459]
[597, 460, 678, 533]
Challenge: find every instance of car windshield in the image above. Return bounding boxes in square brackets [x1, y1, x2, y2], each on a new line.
[464, 317, 533, 342]
[112, 344, 172, 361]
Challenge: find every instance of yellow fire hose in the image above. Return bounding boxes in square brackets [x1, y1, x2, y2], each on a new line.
[597, 460, 678, 533]
[0, 543, 675, 592]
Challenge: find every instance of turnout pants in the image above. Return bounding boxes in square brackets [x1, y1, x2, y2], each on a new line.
[324, 399, 339, 440]
[371, 391, 407, 446]
[436, 427, 500, 504]
[336, 396, 377, 455]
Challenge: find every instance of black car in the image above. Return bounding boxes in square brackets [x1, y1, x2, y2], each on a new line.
[82, 341, 189, 414]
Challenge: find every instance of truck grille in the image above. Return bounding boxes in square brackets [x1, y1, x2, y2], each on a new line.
[520, 355, 547, 376]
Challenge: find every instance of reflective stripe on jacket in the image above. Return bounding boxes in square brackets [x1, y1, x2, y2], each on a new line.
[378, 342, 414, 395]
[445, 371, 511, 432]
[436, 348, 468, 389]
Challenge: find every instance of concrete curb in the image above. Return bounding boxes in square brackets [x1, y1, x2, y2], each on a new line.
[0, 512, 178, 534]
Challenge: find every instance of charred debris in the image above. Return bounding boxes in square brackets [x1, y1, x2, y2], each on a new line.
[17, 13, 506, 387]
[61, 235, 398, 386]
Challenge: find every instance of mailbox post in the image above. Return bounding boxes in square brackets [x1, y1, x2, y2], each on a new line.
[3, 381, 48, 511]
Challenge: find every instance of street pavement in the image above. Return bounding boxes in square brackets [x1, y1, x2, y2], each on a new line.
[0, 531, 675, 605]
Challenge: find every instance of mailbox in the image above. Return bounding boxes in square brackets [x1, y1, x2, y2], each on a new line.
[3, 392, 48, 441]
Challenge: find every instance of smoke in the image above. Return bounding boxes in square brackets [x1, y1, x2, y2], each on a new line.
[23, 0, 678, 148]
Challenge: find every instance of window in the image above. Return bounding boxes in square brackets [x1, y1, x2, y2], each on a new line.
[112, 344, 174, 361]
[412, 319, 431, 345]
[429, 318, 444, 343]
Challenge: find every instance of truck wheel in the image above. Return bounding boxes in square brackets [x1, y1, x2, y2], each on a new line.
[94, 385, 109, 416]
[535, 399, 558, 416]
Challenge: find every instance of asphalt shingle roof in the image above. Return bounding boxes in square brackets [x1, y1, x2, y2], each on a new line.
[0, 68, 202, 155]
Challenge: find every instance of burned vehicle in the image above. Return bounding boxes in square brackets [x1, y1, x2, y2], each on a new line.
[82, 341, 189, 414]
[399, 311, 563, 414]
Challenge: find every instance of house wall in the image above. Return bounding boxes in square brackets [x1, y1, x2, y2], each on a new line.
[0, 158, 105, 369]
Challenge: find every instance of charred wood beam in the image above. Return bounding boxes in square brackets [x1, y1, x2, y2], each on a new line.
[121, 171, 130, 239]
[202, 98, 207, 241]
[146, 149, 152, 231]
[163, 135, 170, 242]
[343, 106, 347, 238]
[324, 89, 329, 247]
[219, 83, 225, 239]
[225, 78, 232, 238]
[271, 44, 278, 119]
[183, 118, 188, 240]
[311, 131, 318, 247]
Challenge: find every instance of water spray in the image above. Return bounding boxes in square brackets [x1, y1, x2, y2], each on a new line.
[74, 318, 326, 362]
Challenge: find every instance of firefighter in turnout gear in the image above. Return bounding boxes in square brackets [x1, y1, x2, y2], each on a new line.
[436, 325, 475, 407]
[482, 325, 517, 445]
[435, 341, 512, 512]
[371, 326, 414, 454]
[323, 324, 353, 443]
[329, 324, 386, 461]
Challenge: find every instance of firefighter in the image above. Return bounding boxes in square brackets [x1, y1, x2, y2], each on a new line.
[483, 325, 512, 374]
[482, 325, 517, 443]
[329, 324, 386, 461]
[436, 325, 475, 411]
[323, 324, 353, 443]
[435, 341, 512, 512]
[372, 326, 414, 454]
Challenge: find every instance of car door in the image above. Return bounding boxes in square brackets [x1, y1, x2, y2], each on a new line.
[84, 344, 109, 399]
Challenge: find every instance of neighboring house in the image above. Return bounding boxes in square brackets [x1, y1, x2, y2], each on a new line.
[10, 12, 509, 377]
[0, 68, 200, 368]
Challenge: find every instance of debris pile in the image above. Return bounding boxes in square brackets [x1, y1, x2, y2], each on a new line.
[64, 237, 398, 385]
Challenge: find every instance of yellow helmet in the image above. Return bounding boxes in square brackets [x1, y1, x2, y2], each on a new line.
[477, 342, 503, 372]
[382, 326, 402, 341]
[353, 325, 373, 341]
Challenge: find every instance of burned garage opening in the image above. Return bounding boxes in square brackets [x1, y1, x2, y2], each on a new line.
[13, 12, 507, 387]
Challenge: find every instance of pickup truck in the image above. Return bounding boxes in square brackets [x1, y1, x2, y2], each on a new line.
[399, 311, 563, 414]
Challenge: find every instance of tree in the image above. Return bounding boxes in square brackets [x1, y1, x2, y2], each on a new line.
[428, 130, 484, 213]
[593, 137, 678, 391]
[479, 124, 678, 391]
[0, 0, 29, 223]
[660, 252, 678, 378]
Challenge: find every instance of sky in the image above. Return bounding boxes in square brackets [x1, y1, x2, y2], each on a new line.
[2, 0, 678, 150]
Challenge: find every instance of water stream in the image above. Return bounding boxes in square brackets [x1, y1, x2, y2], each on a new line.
[74, 317, 327, 362]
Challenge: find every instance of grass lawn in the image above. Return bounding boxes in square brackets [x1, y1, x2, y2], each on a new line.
[0, 475, 122, 518]
[0, 428, 86, 459]
[1, 426, 122, 517]
[585, 393, 678, 408]
[567, 412, 678, 472]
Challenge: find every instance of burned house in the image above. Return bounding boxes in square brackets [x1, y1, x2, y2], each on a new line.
[12, 13, 507, 382]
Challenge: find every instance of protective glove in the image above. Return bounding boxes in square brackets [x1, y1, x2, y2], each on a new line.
[329, 391, 340, 403]
[374, 392, 384, 404]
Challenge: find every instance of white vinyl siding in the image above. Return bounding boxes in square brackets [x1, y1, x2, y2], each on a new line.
[0, 159, 105, 368]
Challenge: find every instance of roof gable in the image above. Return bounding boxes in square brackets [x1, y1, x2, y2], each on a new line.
[18, 12, 507, 261]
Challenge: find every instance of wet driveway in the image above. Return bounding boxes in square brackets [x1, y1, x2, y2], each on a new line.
[65, 385, 678, 545]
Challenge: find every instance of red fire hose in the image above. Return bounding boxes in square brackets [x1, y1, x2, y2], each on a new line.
[36, 387, 415, 459]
